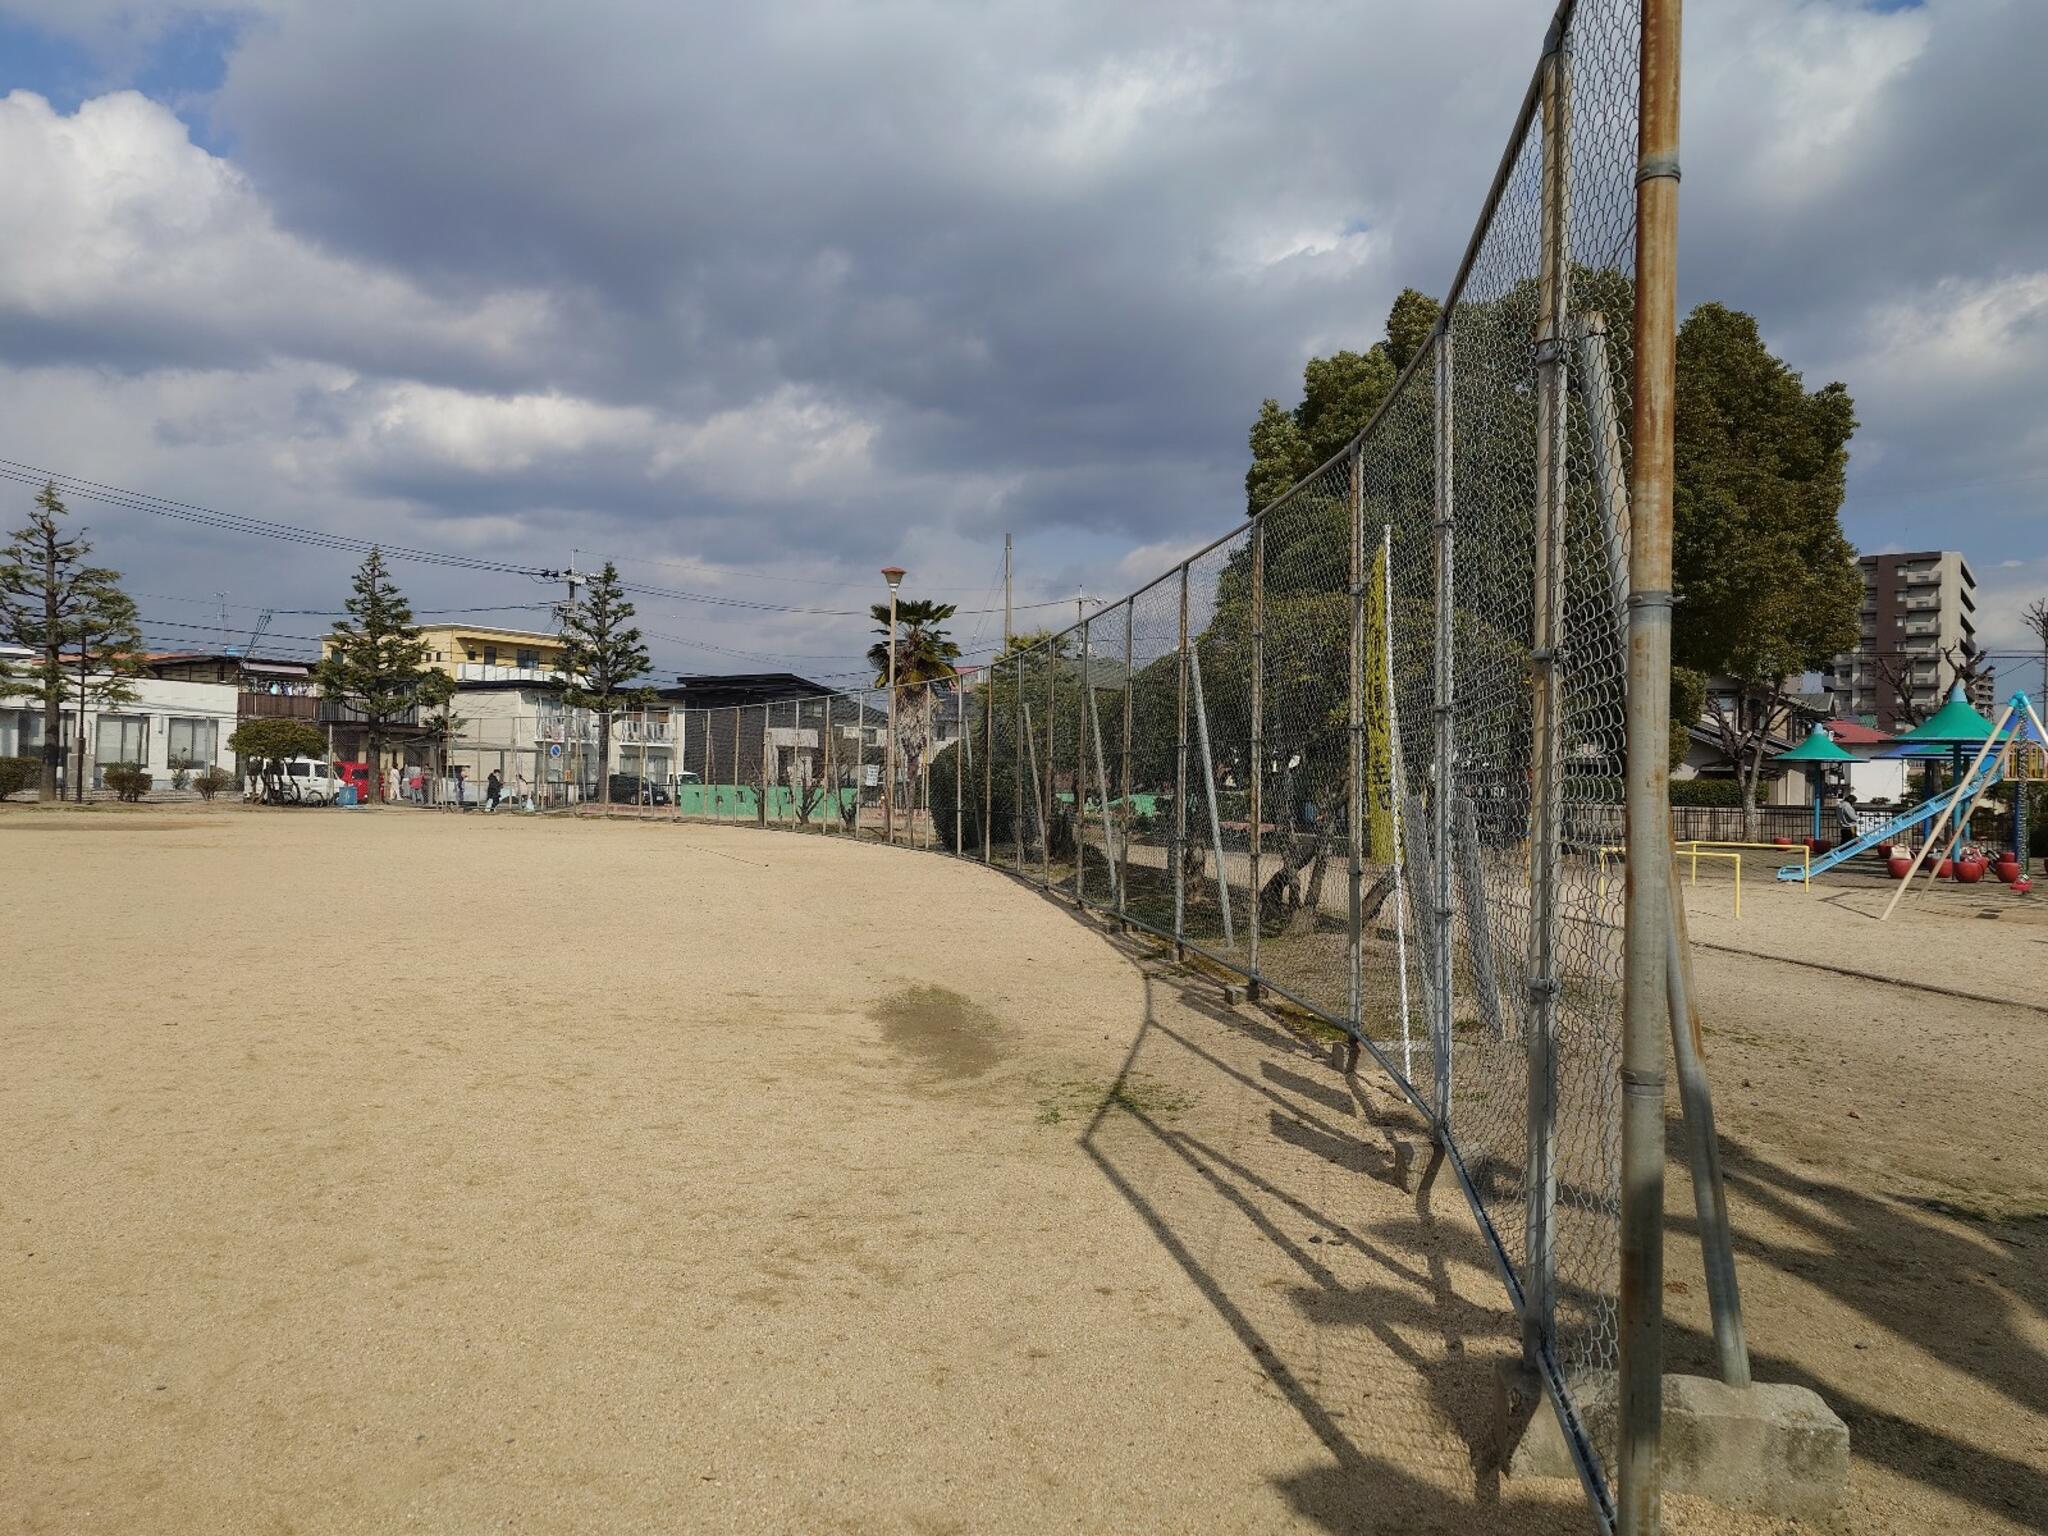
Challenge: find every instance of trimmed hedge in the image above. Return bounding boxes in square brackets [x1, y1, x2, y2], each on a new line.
[1669, 777, 1744, 808]
[0, 756, 38, 798]
[103, 764, 152, 802]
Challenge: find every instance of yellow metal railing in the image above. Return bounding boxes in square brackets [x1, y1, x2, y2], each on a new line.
[1673, 838, 1808, 888]
[1597, 845, 1743, 918]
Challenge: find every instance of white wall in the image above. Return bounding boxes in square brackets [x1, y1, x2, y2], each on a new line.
[4, 675, 240, 787]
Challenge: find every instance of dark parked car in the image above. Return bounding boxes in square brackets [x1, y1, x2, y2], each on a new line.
[606, 773, 671, 806]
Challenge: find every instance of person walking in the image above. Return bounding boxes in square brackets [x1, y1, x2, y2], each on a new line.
[486, 767, 503, 813]
[1835, 783, 1859, 844]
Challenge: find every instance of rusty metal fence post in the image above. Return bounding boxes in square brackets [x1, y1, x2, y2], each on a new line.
[1523, 23, 1571, 1374]
[1622, 0, 1683, 1529]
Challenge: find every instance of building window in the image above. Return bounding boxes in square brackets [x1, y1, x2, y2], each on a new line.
[167, 717, 218, 769]
[0, 709, 41, 757]
[517, 648, 540, 670]
[94, 714, 148, 786]
[483, 645, 498, 665]
[467, 649, 479, 661]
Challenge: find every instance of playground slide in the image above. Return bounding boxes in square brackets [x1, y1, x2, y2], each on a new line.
[1778, 764, 2005, 882]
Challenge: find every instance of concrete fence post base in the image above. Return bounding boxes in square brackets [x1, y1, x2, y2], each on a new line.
[1494, 1362, 1848, 1521]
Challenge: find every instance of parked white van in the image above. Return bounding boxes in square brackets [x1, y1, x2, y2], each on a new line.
[246, 757, 347, 805]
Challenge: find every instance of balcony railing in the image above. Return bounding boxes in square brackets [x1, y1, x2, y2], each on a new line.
[238, 690, 320, 721]
[456, 662, 559, 684]
[614, 717, 674, 744]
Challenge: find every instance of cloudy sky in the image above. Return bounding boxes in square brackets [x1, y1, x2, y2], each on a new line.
[0, 0, 2041, 686]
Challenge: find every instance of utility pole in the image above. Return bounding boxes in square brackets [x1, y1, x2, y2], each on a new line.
[552, 557, 588, 807]
[1003, 533, 1013, 653]
[882, 565, 906, 845]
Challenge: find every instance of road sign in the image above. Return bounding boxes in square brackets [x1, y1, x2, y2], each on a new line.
[548, 743, 563, 759]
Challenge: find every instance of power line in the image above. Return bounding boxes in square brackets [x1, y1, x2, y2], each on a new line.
[0, 458, 554, 577]
[3, 455, 1093, 619]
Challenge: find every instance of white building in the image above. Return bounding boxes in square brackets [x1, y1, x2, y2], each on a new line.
[438, 681, 681, 801]
[1, 646, 239, 791]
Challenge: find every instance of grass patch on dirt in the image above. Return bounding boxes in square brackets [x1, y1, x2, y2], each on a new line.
[1035, 1073, 1194, 1127]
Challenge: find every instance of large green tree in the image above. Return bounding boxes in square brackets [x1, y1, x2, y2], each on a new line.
[559, 560, 651, 804]
[1243, 288, 1440, 516]
[1673, 302, 1860, 823]
[0, 482, 143, 801]
[316, 549, 453, 800]
[1241, 289, 1860, 839]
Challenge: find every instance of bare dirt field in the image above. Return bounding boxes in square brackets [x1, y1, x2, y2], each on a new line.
[0, 803, 2041, 1534]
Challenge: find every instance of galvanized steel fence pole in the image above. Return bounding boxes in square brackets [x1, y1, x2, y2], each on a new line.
[1249, 520, 1265, 992]
[1523, 24, 1571, 1373]
[1078, 620, 1090, 903]
[1014, 658, 1025, 872]
[1432, 330, 1457, 1127]
[1174, 563, 1190, 959]
[823, 695, 835, 834]
[731, 706, 741, 825]
[982, 670, 994, 864]
[1187, 643, 1232, 944]
[1622, 0, 1682, 1528]
[955, 680, 965, 858]
[1347, 445, 1366, 1045]
[1042, 647, 1055, 889]
[1665, 860, 1749, 1387]
[1087, 629, 1119, 906]
[1120, 603, 1134, 919]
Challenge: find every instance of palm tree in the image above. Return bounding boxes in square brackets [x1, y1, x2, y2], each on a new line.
[868, 598, 962, 804]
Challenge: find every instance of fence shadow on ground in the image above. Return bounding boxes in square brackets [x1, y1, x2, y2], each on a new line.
[1663, 1125, 2046, 1530]
[1059, 909, 1593, 1534]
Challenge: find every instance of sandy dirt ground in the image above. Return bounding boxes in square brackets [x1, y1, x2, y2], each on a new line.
[0, 803, 2040, 1534]
[1667, 867, 2048, 1535]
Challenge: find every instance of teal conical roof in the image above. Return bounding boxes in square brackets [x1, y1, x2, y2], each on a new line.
[1893, 683, 1994, 747]
[1776, 723, 1857, 763]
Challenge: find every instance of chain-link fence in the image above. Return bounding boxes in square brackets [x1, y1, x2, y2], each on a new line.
[417, 3, 1655, 1521]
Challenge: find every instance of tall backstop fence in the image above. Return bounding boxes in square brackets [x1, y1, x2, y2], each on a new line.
[454, 1, 1678, 1525]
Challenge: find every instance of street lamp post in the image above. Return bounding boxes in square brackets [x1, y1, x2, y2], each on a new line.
[882, 565, 906, 845]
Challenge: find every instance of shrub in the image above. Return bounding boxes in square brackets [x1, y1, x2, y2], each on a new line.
[103, 764, 152, 802]
[0, 755, 38, 798]
[194, 766, 235, 800]
[927, 736, 1019, 851]
[1669, 777, 1743, 807]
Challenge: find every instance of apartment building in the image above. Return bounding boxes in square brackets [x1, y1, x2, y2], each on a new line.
[1829, 550, 1988, 732]
[413, 624, 567, 684]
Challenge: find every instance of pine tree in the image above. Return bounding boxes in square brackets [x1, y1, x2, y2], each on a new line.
[0, 482, 141, 801]
[558, 561, 651, 804]
[316, 549, 451, 800]
[65, 573, 144, 800]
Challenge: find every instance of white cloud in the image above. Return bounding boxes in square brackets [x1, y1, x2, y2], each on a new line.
[0, 89, 558, 382]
